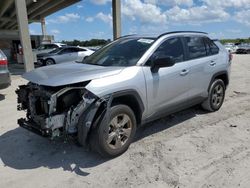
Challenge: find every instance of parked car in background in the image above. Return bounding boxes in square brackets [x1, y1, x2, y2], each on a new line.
[236, 44, 250, 54]
[224, 44, 238, 53]
[17, 31, 231, 157]
[33, 43, 67, 63]
[37, 46, 95, 65]
[0, 50, 11, 89]
[34, 43, 66, 55]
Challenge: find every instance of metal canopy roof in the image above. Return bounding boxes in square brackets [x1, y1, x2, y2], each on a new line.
[0, 0, 80, 30]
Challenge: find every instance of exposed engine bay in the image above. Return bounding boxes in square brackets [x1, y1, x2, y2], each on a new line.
[16, 82, 109, 144]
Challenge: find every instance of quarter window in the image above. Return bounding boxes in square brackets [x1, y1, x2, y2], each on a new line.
[186, 37, 206, 59]
[204, 38, 219, 55]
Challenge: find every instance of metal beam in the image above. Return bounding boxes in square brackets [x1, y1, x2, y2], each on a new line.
[112, 0, 121, 40]
[0, 17, 39, 23]
[1, 0, 80, 30]
[32, 0, 80, 19]
[4, 0, 59, 30]
[29, 0, 66, 19]
[0, 0, 14, 17]
[15, 0, 34, 72]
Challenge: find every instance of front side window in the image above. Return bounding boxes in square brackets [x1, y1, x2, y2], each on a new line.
[186, 37, 206, 59]
[146, 37, 184, 66]
[84, 37, 155, 67]
[37, 45, 46, 50]
[49, 48, 62, 54]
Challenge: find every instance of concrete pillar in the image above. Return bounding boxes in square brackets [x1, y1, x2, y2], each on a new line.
[112, 0, 121, 40]
[41, 18, 47, 42]
[41, 18, 46, 36]
[15, 0, 34, 72]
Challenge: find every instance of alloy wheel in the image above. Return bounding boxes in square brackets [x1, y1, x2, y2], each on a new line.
[106, 114, 132, 150]
[211, 84, 224, 108]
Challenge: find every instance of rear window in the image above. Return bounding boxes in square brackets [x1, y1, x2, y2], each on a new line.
[185, 37, 207, 59]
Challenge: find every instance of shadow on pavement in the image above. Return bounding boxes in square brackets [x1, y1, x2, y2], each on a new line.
[135, 105, 206, 141]
[0, 94, 5, 101]
[0, 105, 207, 176]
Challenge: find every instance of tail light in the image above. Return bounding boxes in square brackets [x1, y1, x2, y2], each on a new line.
[229, 53, 233, 62]
[0, 59, 8, 65]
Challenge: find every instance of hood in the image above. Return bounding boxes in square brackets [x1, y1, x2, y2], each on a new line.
[23, 62, 124, 86]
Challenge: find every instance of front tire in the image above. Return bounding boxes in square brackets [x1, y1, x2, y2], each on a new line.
[201, 79, 225, 112]
[89, 104, 137, 158]
[44, 58, 55, 66]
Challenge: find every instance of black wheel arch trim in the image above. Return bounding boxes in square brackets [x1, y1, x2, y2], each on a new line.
[78, 89, 144, 146]
[110, 89, 145, 113]
[208, 71, 229, 91]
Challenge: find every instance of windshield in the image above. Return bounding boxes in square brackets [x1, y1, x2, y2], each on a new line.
[83, 37, 155, 67]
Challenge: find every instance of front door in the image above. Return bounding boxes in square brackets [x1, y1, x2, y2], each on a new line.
[142, 37, 190, 118]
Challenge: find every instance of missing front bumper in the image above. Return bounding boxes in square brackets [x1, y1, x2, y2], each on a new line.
[18, 118, 52, 137]
[16, 83, 110, 143]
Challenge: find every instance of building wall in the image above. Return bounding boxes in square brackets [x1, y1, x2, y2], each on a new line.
[0, 30, 54, 62]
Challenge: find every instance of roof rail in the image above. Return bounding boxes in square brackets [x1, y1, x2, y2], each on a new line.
[117, 34, 137, 40]
[157, 31, 208, 38]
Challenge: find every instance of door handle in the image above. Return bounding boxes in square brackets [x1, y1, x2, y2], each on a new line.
[180, 69, 189, 76]
[210, 60, 216, 66]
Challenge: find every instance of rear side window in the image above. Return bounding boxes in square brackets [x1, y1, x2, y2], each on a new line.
[204, 38, 219, 55]
[77, 48, 87, 52]
[185, 37, 206, 59]
[60, 48, 72, 54]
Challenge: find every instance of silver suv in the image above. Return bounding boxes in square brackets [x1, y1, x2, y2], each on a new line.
[17, 31, 231, 157]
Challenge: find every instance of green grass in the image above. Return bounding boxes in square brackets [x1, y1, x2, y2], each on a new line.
[220, 38, 250, 44]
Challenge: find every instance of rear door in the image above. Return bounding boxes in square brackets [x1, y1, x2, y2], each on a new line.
[67, 48, 79, 61]
[183, 36, 218, 99]
[142, 37, 190, 118]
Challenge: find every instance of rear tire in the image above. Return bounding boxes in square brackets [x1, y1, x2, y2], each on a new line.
[201, 79, 225, 112]
[89, 104, 137, 158]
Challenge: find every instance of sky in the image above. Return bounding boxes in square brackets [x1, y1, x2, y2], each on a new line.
[29, 0, 250, 41]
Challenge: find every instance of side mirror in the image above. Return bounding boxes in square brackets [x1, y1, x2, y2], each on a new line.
[151, 57, 175, 72]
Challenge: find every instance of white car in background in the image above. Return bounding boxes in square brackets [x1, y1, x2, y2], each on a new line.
[37, 46, 95, 65]
[224, 44, 238, 53]
[34, 43, 66, 55]
[33, 43, 66, 62]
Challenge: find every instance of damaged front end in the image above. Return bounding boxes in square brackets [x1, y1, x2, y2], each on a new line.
[16, 82, 108, 144]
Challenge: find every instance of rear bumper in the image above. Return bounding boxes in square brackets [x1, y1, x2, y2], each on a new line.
[0, 71, 11, 89]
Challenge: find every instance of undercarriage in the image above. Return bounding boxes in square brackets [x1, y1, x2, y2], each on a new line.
[16, 83, 108, 143]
